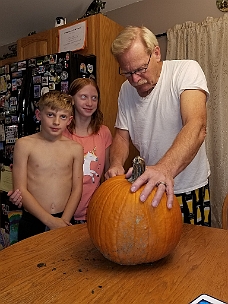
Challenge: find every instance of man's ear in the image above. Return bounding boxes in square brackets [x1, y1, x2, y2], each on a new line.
[153, 46, 161, 62]
[35, 109, 41, 121]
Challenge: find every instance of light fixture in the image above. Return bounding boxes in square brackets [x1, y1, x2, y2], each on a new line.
[216, 0, 228, 11]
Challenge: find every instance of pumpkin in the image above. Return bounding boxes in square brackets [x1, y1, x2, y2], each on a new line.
[87, 157, 183, 265]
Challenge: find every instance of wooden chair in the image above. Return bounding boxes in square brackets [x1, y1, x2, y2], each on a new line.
[222, 194, 228, 229]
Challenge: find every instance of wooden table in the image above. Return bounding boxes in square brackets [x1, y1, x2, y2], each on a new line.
[0, 224, 227, 304]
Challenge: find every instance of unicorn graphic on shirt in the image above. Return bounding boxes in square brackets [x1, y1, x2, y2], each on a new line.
[83, 148, 99, 183]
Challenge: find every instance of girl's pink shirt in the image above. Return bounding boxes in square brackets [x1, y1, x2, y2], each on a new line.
[63, 125, 112, 220]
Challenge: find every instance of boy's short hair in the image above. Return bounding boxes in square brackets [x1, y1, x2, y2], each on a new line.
[38, 91, 73, 115]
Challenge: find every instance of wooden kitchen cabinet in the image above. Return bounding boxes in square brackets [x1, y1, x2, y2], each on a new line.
[17, 30, 53, 61]
[0, 56, 18, 67]
[16, 13, 138, 169]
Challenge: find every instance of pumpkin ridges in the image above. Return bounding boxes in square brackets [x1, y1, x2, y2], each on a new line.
[142, 191, 153, 262]
[114, 184, 133, 263]
[88, 177, 127, 261]
[94, 187, 107, 251]
[92, 177, 139, 264]
[131, 190, 149, 264]
[87, 175, 183, 265]
[131, 191, 137, 263]
[115, 184, 159, 264]
[113, 179, 149, 264]
[120, 187, 165, 264]
[145, 191, 182, 261]
[105, 178, 130, 260]
[147, 192, 169, 260]
[116, 186, 145, 264]
[88, 184, 105, 248]
[90, 183, 111, 251]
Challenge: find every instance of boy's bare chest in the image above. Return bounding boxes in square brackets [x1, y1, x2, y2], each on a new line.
[28, 142, 73, 171]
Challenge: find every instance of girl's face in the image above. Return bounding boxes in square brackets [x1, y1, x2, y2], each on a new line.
[72, 84, 98, 118]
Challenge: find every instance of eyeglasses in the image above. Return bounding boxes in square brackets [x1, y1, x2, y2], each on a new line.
[119, 54, 152, 78]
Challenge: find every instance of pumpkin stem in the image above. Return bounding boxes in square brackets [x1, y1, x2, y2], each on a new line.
[127, 156, 145, 183]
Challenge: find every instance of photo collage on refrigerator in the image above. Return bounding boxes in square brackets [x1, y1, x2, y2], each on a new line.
[0, 51, 96, 165]
[0, 62, 24, 165]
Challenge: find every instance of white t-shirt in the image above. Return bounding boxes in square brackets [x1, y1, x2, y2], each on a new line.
[115, 60, 210, 194]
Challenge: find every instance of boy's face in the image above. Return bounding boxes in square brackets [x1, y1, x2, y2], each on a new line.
[35, 106, 73, 136]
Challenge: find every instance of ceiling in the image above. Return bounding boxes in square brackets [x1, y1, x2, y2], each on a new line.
[0, 0, 142, 48]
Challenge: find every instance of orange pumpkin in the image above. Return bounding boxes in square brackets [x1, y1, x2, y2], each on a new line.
[87, 175, 183, 265]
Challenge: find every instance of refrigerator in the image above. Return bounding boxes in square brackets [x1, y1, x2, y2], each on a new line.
[0, 51, 96, 249]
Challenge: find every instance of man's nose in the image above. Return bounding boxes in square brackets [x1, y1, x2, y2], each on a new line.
[131, 73, 142, 83]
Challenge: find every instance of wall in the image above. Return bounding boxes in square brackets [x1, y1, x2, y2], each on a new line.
[0, 42, 16, 60]
[106, 0, 224, 58]
[107, 0, 223, 33]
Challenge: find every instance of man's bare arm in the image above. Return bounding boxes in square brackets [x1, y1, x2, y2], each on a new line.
[105, 128, 130, 178]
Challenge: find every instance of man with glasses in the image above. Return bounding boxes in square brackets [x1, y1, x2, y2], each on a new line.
[105, 25, 211, 226]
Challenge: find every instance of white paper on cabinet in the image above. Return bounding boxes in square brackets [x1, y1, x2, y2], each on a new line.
[58, 20, 87, 53]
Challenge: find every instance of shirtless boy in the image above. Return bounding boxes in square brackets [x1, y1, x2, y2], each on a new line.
[13, 91, 84, 241]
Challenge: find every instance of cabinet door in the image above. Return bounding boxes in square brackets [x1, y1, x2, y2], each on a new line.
[0, 56, 18, 67]
[17, 30, 53, 61]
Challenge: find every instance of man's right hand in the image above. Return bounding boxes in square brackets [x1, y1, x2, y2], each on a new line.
[105, 165, 125, 179]
[7, 189, 23, 208]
